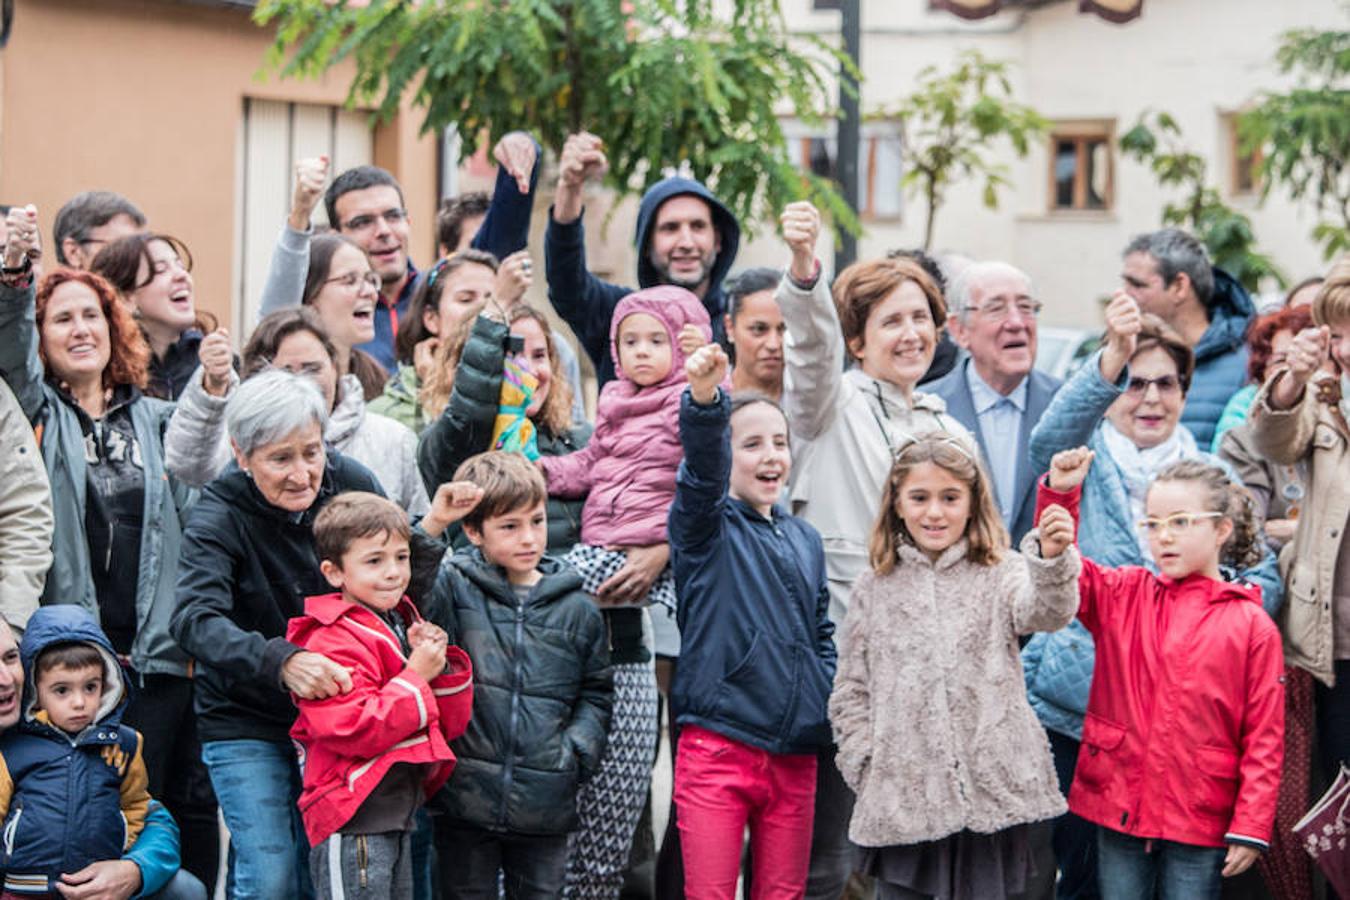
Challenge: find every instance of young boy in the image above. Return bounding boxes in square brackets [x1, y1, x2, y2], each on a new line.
[422, 451, 613, 899]
[288, 492, 474, 900]
[0, 606, 151, 898]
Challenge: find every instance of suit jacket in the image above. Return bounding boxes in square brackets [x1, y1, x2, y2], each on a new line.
[928, 357, 1061, 544]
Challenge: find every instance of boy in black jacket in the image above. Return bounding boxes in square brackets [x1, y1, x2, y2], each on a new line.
[422, 451, 611, 899]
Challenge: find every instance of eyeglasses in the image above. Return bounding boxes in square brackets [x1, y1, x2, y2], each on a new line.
[1135, 511, 1223, 537]
[340, 209, 407, 233]
[324, 271, 381, 291]
[965, 299, 1043, 322]
[1124, 374, 1182, 397]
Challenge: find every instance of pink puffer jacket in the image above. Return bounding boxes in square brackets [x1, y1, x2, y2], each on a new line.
[540, 286, 711, 546]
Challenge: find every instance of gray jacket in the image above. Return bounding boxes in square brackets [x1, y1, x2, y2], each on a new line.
[0, 378, 52, 632]
[0, 283, 195, 676]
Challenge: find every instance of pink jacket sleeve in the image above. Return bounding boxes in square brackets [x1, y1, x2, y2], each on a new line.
[293, 644, 439, 758]
[1035, 477, 1136, 635]
[1227, 618, 1286, 847]
[429, 645, 474, 743]
[538, 417, 606, 498]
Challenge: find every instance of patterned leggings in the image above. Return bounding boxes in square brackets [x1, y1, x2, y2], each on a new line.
[562, 660, 661, 900]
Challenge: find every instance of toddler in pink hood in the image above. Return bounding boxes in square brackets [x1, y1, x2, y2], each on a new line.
[539, 286, 713, 610]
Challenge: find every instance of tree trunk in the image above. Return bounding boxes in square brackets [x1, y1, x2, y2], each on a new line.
[923, 177, 939, 251]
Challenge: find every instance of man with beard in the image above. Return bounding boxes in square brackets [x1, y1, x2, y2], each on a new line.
[545, 131, 741, 386]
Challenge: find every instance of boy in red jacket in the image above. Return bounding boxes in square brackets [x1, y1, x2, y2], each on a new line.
[288, 492, 473, 900]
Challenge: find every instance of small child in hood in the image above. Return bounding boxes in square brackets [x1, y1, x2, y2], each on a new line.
[539, 286, 713, 612]
[0, 606, 153, 899]
[288, 492, 473, 900]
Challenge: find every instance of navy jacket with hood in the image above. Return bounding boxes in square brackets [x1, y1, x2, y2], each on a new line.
[0, 606, 149, 895]
[1182, 267, 1255, 450]
[545, 177, 741, 385]
[668, 391, 836, 755]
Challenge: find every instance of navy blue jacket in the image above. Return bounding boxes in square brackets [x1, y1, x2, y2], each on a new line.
[544, 177, 741, 385]
[668, 391, 835, 755]
[0, 607, 147, 893]
[1182, 268, 1255, 450]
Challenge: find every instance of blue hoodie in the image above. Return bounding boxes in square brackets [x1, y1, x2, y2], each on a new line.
[0, 606, 151, 895]
[1182, 267, 1255, 450]
[545, 177, 742, 385]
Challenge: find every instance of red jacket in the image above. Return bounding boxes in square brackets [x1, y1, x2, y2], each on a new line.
[1039, 482, 1284, 849]
[287, 594, 474, 845]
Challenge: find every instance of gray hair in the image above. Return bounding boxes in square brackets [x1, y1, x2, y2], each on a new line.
[52, 191, 146, 265]
[1124, 228, 1214, 306]
[949, 260, 1033, 320]
[225, 369, 328, 457]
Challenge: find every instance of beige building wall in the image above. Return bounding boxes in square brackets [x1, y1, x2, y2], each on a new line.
[0, 0, 440, 331]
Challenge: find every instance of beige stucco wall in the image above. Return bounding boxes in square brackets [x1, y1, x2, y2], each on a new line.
[0, 0, 440, 327]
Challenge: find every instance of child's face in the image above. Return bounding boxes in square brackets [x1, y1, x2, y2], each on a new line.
[36, 663, 103, 735]
[321, 531, 412, 613]
[617, 312, 673, 387]
[1143, 479, 1232, 581]
[728, 401, 791, 517]
[896, 461, 972, 561]
[1328, 318, 1350, 374]
[465, 500, 547, 585]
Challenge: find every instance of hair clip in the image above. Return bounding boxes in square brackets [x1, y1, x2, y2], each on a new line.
[424, 257, 450, 293]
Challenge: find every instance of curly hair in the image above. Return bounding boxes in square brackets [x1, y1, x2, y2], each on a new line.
[1150, 460, 1263, 571]
[1245, 305, 1313, 385]
[35, 268, 149, 391]
[868, 431, 1007, 573]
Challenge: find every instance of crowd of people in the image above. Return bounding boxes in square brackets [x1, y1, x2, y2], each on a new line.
[0, 122, 1344, 900]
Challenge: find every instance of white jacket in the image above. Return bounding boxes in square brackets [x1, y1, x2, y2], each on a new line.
[164, 369, 429, 516]
[779, 274, 970, 623]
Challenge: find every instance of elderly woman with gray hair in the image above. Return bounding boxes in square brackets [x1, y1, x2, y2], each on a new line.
[170, 369, 388, 899]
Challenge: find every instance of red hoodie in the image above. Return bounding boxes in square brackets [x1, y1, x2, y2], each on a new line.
[287, 593, 473, 845]
[1038, 481, 1284, 849]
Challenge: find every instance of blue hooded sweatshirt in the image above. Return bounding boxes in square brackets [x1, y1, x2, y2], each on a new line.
[0, 606, 149, 895]
[545, 176, 741, 385]
[1182, 267, 1254, 450]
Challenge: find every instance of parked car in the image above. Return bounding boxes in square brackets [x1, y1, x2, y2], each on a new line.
[1036, 326, 1099, 381]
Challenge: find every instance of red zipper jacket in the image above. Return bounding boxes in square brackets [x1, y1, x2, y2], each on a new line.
[1038, 481, 1284, 849]
[287, 593, 474, 845]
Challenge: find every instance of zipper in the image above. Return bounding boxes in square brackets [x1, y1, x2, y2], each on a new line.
[497, 594, 528, 828]
[357, 834, 368, 888]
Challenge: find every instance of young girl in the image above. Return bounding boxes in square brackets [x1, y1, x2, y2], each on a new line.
[829, 432, 1082, 900]
[1042, 448, 1284, 899]
[668, 343, 835, 900]
[538, 284, 709, 900]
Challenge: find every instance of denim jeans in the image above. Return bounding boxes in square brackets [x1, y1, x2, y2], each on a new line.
[149, 870, 209, 900]
[434, 821, 571, 900]
[1096, 828, 1225, 900]
[202, 738, 314, 900]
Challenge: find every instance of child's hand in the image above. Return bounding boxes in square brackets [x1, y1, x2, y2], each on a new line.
[422, 482, 485, 538]
[685, 343, 728, 406]
[677, 323, 705, 357]
[1222, 844, 1260, 878]
[407, 621, 446, 648]
[409, 629, 448, 682]
[1048, 447, 1094, 491]
[1037, 504, 1075, 559]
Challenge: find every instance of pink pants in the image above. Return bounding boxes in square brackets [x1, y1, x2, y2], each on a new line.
[675, 724, 819, 900]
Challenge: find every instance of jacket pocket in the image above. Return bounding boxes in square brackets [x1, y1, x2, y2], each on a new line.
[713, 632, 792, 740]
[3, 804, 22, 861]
[1193, 745, 1241, 817]
[1075, 713, 1128, 793]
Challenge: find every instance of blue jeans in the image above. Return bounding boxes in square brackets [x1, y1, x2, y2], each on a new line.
[148, 870, 208, 900]
[1096, 828, 1225, 900]
[202, 738, 314, 900]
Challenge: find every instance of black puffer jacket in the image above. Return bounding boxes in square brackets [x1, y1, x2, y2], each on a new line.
[416, 315, 590, 553]
[169, 452, 383, 744]
[422, 549, 611, 835]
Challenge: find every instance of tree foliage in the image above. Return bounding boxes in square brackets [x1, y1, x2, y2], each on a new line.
[1120, 110, 1286, 292]
[879, 50, 1046, 250]
[253, 0, 859, 236]
[1240, 20, 1350, 260]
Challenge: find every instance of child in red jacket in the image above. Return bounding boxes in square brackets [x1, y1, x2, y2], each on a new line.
[288, 492, 473, 900]
[1042, 448, 1283, 899]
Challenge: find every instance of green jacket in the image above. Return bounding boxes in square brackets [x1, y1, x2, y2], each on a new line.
[369, 363, 425, 434]
[0, 283, 195, 677]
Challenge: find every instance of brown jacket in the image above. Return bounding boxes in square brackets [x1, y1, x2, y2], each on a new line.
[1249, 370, 1350, 685]
[829, 533, 1079, 847]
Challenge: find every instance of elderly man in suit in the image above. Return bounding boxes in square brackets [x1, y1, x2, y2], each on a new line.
[929, 260, 1061, 544]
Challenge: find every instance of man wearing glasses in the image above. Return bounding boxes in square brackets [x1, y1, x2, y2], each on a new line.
[1119, 228, 1255, 449]
[51, 191, 145, 270]
[929, 260, 1062, 543]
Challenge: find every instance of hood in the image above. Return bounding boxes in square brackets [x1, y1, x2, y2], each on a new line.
[326, 373, 367, 448]
[1194, 267, 1255, 363]
[1163, 571, 1263, 607]
[608, 286, 712, 388]
[287, 593, 421, 654]
[19, 606, 128, 729]
[634, 177, 741, 309]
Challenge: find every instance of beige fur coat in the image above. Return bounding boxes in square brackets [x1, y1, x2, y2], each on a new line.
[829, 533, 1080, 847]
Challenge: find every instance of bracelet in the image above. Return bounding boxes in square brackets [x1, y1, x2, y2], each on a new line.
[788, 259, 821, 291]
